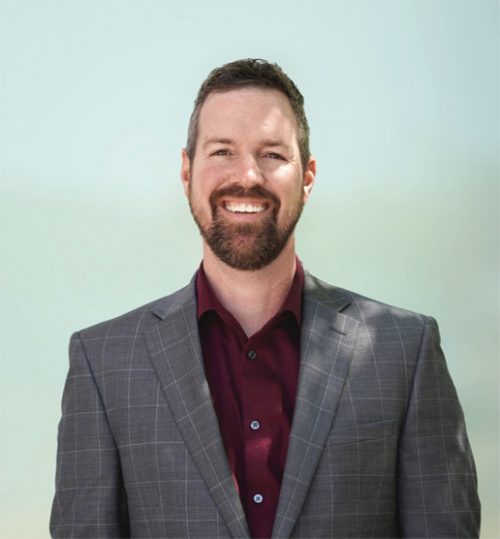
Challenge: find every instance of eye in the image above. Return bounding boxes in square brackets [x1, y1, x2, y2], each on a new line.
[265, 152, 286, 160]
[210, 149, 231, 157]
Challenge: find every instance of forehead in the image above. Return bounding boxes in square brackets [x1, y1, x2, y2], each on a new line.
[197, 87, 298, 141]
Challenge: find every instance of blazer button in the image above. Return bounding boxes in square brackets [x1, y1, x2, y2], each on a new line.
[253, 493, 264, 504]
[247, 350, 257, 360]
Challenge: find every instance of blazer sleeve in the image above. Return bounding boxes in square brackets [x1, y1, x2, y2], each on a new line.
[397, 316, 480, 538]
[50, 333, 130, 538]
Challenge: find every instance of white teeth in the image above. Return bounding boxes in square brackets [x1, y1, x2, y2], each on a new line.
[224, 202, 265, 213]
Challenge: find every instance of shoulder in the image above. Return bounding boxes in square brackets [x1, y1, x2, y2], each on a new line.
[304, 271, 433, 331]
[74, 280, 196, 342]
[304, 272, 442, 367]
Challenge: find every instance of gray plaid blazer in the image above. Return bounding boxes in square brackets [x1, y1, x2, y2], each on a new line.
[50, 272, 480, 538]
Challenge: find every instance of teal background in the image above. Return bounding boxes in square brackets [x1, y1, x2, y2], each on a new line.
[1, 1, 498, 537]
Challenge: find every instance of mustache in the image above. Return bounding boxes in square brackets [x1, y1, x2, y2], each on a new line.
[209, 184, 280, 208]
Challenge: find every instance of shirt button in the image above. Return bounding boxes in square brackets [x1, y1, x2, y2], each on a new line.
[253, 493, 264, 504]
[247, 350, 257, 360]
[250, 420, 260, 431]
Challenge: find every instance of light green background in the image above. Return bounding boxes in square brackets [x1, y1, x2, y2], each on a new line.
[1, 0, 498, 537]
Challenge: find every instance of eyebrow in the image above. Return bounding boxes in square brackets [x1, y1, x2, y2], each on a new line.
[202, 138, 234, 149]
[261, 140, 290, 150]
[202, 138, 291, 151]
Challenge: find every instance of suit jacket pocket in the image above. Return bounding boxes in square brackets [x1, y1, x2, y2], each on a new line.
[326, 419, 395, 446]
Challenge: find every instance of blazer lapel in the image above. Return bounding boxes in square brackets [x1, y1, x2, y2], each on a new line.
[144, 283, 250, 539]
[272, 273, 359, 539]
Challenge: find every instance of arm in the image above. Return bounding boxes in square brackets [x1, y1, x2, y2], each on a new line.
[50, 333, 130, 538]
[397, 317, 480, 538]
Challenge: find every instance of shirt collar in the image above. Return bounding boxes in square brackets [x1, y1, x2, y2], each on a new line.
[196, 258, 304, 326]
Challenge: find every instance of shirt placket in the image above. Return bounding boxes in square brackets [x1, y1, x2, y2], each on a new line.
[240, 334, 279, 537]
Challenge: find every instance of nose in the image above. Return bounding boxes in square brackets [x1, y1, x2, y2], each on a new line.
[235, 154, 264, 187]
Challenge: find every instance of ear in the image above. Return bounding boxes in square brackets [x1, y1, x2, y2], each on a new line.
[180, 148, 191, 197]
[302, 156, 316, 202]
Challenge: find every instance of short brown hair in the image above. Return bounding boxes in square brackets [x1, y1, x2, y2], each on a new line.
[186, 58, 310, 170]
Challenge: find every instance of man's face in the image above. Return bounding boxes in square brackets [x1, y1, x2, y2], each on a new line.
[181, 87, 315, 271]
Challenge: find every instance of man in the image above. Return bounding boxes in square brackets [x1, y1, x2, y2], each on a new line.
[50, 59, 480, 538]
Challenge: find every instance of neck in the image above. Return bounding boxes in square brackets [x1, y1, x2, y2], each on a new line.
[201, 240, 297, 337]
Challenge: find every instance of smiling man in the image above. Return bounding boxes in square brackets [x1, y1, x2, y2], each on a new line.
[50, 59, 480, 539]
[184, 86, 312, 276]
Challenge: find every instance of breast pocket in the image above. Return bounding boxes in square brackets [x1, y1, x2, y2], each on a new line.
[310, 419, 398, 522]
[326, 419, 395, 446]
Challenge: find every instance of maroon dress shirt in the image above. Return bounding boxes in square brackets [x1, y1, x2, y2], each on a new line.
[196, 263, 303, 539]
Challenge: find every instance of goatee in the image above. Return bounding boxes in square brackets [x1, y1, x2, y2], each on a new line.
[189, 184, 304, 271]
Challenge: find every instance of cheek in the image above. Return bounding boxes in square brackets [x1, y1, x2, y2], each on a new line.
[279, 187, 306, 221]
[188, 182, 208, 209]
[282, 181, 306, 206]
[191, 163, 229, 195]
[195, 160, 230, 178]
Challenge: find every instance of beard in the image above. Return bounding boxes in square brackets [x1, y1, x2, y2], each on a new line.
[189, 184, 304, 271]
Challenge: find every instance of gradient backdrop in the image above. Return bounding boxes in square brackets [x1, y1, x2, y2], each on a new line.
[1, 1, 498, 537]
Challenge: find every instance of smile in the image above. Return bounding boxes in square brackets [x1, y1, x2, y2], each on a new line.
[223, 201, 267, 214]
